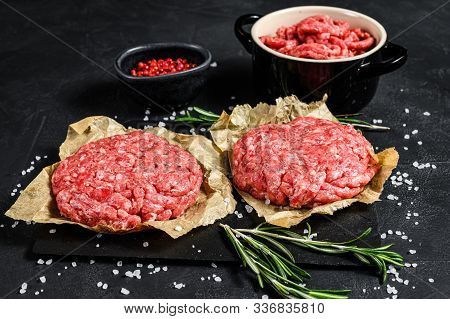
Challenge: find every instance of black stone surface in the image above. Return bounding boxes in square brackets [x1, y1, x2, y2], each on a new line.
[0, 0, 449, 299]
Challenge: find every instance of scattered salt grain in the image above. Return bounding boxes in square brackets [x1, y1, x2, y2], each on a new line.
[117, 261, 123, 267]
[102, 283, 108, 290]
[174, 225, 183, 232]
[409, 250, 416, 255]
[404, 134, 410, 139]
[388, 230, 393, 235]
[428, 278, 434, 283]
[423, 112, 430, 116]
[210, 62, 217, 67]
[244, 205, 253, 213]
[136, 263, 143, 268]
[143, 241, 149, 248]
[97, 282, 103, 288]
[121, 288, 130, 295]
[72, 262, 77, 267]
[112, 269, 119, 275]
[162, 266, 168, 271]
[37, 259, 44, 265]
[39, 276, 46, 283]
[411, 129, 418, 135]
[211, 263, 217, 268]
[412, 263, 417, 268]
[417, 141, 422, 145]
[158, 121, 166, 127]
[404, 108, 409, 114]
[173, 282, 185, 289]
[214, 276, 222, 282]
[45, 259, 52, 265]
[262, 294, 269, 299]
[380, 233, 386, 239]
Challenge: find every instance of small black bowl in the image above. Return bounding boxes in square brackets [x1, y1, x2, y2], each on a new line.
[115, 43, 212, 109]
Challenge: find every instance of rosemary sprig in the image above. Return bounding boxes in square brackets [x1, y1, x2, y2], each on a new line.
[176, 107, 390, 131]
[236, 223, 404, 284]
[220, 224, 351, 299]
[175, 107, 220, 124]
[335, 113, 390, 131]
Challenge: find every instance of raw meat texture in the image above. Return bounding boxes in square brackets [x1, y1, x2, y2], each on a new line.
[232, 117, 379, 208]
[260, 15, 375, 60]
[51, 131, 203, 230]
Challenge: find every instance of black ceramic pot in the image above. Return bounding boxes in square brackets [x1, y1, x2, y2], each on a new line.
[235, 6, 407, 113]
[115, 43, 211, 110]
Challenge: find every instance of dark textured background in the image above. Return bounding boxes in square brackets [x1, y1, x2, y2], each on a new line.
[0, 0, 449, 299]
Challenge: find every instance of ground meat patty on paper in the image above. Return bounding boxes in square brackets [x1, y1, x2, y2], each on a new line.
[51, 131, 203, 230]
[232, 117, 379, 208]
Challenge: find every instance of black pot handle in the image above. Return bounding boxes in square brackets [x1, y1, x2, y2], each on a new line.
[234, 14, 262, 54]
[357, 42, 407, 79]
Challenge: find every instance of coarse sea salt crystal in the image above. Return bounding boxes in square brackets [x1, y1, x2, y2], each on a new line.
[423, 112, 430, 116]
[405, 108, 409, 113]
[380, 233, 386, 239]
[409, 250, 416, 255]
[404, 134, 410, 139]
[121, 288, 130, 295]
[37, 259, 44, 265]
[245, 205, 253, 213]
[102, 283, 108, 289]
[97, 282, 102, 288]
[112, 269, 119, 275]
[174, 225, 183, 232]
[45, 259, 52, 265]
[72, 262, 77, 267]
[412, 129, 418, 134]
[417, 141, 422, 145]
[39, 276, 46, 283]
[210, 62, 217, 67]
[49, 229, 56, 234]
[143, 241, 149, 248]
[214, 276, 222, 282]
[428, 278, 434, 283]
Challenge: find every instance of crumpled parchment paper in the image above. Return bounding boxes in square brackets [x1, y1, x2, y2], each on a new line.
[5, 116, 236, 238]
[210, 95, 399, 228]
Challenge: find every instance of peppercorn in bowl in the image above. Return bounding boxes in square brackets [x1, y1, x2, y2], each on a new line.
[115, 43, 212, 108]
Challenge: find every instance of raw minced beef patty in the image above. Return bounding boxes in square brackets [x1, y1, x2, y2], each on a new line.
[51, 131, 203, 230]
[232, 117, 379, 208]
